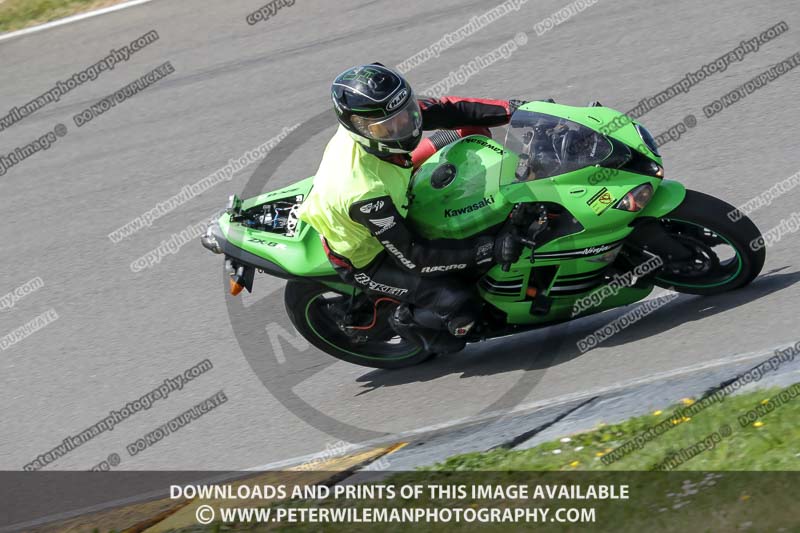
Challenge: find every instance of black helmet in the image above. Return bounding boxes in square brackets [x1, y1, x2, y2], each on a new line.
[331, 63, 422, 154]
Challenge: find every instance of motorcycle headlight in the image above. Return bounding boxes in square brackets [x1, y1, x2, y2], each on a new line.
[615, 183, 654, 212]
[635, 124, 660, 157]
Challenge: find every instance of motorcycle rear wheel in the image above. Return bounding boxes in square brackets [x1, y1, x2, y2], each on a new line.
[284, 280, 436, 369]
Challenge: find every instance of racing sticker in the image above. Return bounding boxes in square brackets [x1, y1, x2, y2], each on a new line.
[359, 200, 385, 214]
[587, 187, 616, 215]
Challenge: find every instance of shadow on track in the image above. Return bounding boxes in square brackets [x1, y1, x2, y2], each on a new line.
[354, 268, 800, 393]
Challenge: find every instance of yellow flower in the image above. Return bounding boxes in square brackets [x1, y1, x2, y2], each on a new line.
[740, 494, 750, 501]
[682, 416, 692, 422]
[761, 399, 770, 405]
[653, 410, 663, 416]
[570, 460, 580, 467]
[595, 452, 605, 457]
[681, 398, 694, 406]
[753, 421, 764, 428]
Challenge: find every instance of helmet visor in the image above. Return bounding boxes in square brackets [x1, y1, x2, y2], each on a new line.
[351, 96, 422, 141]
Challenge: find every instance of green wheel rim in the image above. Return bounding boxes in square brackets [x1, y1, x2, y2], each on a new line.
[655, 218, 743, 289]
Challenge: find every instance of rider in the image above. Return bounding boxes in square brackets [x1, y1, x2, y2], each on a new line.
[298, 63, 525, 353]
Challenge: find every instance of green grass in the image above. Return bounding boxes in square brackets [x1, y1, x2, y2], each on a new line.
[0, 0, 123, 32]
[178, 471, 800, 533]
[424, 383, 800, 471]
[159, 384, 800, 532]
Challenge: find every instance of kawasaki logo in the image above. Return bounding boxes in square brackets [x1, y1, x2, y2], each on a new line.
[421, 264, 467, 273]
[444, 196, 495, 218]
[381, 241, 416, 269]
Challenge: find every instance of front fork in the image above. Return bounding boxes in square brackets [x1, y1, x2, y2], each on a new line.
[618, 179, 693, 274]
[624, 218, 696, 265]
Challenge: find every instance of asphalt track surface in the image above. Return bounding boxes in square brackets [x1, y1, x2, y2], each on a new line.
[1, 0, 799, 472]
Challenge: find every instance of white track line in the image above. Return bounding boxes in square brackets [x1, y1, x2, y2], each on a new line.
[0, 0, 155, 43]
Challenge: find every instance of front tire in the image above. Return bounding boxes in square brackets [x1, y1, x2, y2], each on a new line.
[651, 189, 765, 295]
[283, 280, 435, 369]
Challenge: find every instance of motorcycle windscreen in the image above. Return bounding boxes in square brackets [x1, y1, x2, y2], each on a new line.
[499, 109, 616, 185]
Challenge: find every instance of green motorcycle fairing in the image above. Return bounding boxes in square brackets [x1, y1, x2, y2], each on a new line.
[406, 135, 513, 240]
[212, 101, 687, 325]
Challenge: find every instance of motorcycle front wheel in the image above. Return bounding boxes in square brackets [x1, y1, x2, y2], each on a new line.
[651, 189, 766, 295]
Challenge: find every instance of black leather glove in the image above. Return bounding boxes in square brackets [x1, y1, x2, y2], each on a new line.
[475, 225, 524, 268]
[494, 225, 523, 268]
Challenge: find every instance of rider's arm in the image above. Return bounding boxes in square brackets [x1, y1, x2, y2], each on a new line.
[411, 126, 491, 169]
[349, 196, 493, 276]
[418, 97, 525, 131]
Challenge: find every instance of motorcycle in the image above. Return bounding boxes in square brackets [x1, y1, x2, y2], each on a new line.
[201, 100, 765, 369]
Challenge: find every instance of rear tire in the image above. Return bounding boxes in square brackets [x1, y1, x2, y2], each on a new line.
[652, 189, 765, 295]
[284, 280, 436, 369]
